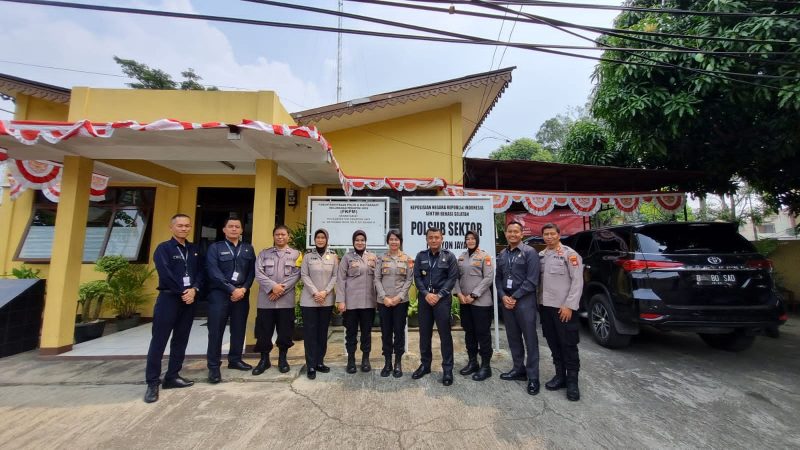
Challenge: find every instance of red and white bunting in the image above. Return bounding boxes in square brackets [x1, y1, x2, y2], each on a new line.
[443, 186, 685, 216]
[0, 118, 331, 150]
[4, 158, 109, 202]
[329, 148, 447, 196]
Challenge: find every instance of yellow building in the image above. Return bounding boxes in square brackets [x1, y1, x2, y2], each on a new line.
[0, 68, 513, 354]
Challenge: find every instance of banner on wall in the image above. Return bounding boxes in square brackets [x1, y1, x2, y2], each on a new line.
[505, 208, 586, 237]
[307, 196, 390, 249]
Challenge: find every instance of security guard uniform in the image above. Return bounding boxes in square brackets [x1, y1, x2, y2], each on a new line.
[300, 246, 338, 374]
[453, 247, 494, 378]
[145, 237, 204, 387]
[374, 251, 414, 376]
[413, 248, 459, 375]
[254, 245, 301, 372]
[205, 238, 256, 373]
[496, 243, 541, 384]
[337, 249, 379, 372]
[539, 244, 583, 400]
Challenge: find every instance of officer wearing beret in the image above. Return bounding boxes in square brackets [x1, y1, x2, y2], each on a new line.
[496, 221, 542, 395]
[412, 227, 459, 386]
[453, 230, 495, 381]
[539, 223, 583, 401]
[252, 225, 301, 375]
[205, 217, 256, 383]
[144, 213, 204, 403]
[337, 230, 379, 374]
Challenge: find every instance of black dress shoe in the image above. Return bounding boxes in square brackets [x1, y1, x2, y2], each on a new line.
[566, 379, 580, 401]
[306, 368, 316, 380]
[228, 360, 253, 371]
[527, 380, 541, 396]
[442, 371, 454, 386]
[144, 384, 159, 403]
[411, 365, 431, 380]
[208, 369, 222, 384]
[545, 374, 566, 391]
[360, 354, 371, 373]
[393, 358, 403, 378]
[346, 355, 357, 374]
[499, 369, 527, 381]
[472, 367, 492, 381]
[459, 359, 479, 376]
[252, 354, 271, 376]
[315, 364, 330, 373]
[162, 375, 194, 389]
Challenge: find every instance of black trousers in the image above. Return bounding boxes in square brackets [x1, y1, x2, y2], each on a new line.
[502, 299, 540, 380]
[145, 292, 195, 385]
[344, 308, 375, 355]
[206, 289, 249, 369]
[378, 302, 408, 357]
[302, 306, 333, 368]
[539, 305, 580, 372]
[254, 307, 294, 353]
[419, 296, 454, 371]
[461, 304, 493, 360]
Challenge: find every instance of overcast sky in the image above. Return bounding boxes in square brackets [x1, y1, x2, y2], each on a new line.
[0, 0, 618, 158]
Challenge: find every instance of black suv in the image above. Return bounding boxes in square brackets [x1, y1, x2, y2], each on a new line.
[565, 222, 787, 351]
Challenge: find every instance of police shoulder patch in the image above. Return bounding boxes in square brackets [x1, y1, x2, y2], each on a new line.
[484, 255, 492, 266]
[569, 255, 579, 266]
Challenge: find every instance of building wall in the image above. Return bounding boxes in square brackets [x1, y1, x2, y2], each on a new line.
[770, 240, 800, 304]
[324, 104, 463, 183]
[13, 94, 69, 121]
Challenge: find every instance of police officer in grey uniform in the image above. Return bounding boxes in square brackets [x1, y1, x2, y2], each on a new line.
[252, 225, 301, 375]
[337, 230, 379, 374]
[300, 228, 339, 380]
[496, 221, 542, 395]
[453, 230, 494, 381]
[374, 230, 414, 378]
[412, 227, 459, 386]
[539, 223, 583, 401]
[205, 217, 256, 383]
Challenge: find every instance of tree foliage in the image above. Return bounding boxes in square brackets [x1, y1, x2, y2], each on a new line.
[488, 137, 553, 161]
[535, 106, 587, 155]
[114, 56, 218, 91]
[591, 1, 800, 211]
[559, 119, 634, 166]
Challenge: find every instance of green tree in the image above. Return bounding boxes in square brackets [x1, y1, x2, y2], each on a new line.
[591, 1, 800, 212]
[114, 57, 218, 91]
[488, 138, 553, 161]
[535, 106, 587, 155]
[559, 119, 633, 166]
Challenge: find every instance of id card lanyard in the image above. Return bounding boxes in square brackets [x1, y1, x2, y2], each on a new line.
[427, 251, 438, 291]
[224, 240, 241, 282]
[177, 245, 191, 287]
[506, 248, 521, 290]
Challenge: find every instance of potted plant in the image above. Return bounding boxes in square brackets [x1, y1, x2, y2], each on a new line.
[96, 255, 154, 331]
[407, 298, 419, 328]
[75, 280, 109, 343]
[292, 282, 304, 341]
[450, 298, 461, 328]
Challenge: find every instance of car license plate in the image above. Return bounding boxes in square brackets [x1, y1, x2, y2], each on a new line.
[695, 274, 736, 285]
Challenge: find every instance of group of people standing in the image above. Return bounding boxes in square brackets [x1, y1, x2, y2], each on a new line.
[143, 215, 583, 406]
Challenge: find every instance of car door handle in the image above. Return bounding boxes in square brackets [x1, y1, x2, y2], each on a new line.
[584, 264, 591, 269]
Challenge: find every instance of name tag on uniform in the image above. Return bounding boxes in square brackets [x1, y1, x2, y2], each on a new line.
[183, 276, 191, 287]
[506, 278, 513, 289]
[231, 271, 239, 282]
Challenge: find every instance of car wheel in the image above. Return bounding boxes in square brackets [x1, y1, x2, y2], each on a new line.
[588, 294, 632, 349]
[699, 330, 755, 352]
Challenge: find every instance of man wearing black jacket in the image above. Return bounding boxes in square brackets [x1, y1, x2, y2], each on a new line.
[144, 214, 204, 403]
[412, 227, 459, 386]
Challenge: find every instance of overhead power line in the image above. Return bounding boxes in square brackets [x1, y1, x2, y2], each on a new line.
[407, 0, 800, 18]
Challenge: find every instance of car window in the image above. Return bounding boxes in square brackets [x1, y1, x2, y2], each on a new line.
[592, 229, 629, 254]
[635, 224, 756, 254]
[572, 233, 593, 256]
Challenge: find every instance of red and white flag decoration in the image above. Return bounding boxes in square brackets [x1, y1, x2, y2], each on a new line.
[443, 186, 685, 216]
[4, 158, 109, 202]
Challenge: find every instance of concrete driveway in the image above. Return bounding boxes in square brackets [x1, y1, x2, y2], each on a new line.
[0, 317, 798, 449]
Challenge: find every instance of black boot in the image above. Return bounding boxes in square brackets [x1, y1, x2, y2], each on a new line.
[545, 364, 566, 391]
[472, 356, 492, 381]
[566, 371, 580, 401]
[393, 354, 403, 378]
[278, 349, 290, 373]
[459, 355, 479, 376]
[252, 352, 270, 376]
[380, 355, 392, 377]
[360, 352, 371, 372]
[346, 354, 357, 374]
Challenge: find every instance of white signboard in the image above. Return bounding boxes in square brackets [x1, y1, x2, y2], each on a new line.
[401, 196, 501, 350]
[307, 196, 390, 249]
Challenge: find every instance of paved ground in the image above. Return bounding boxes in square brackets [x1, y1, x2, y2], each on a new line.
[0, 316, 798, 449]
